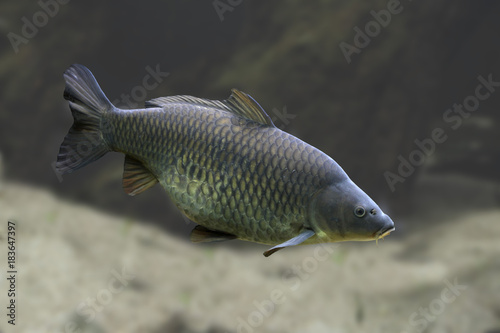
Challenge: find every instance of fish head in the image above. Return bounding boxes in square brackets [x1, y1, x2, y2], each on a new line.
[309, 180, 394, 243]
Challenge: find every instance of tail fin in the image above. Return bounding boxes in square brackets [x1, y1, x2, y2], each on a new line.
[56, 64, 114, 174]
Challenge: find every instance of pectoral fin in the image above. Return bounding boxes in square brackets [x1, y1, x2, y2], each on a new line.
[263, 229, 315, 257]
[190, 225, 237, 243]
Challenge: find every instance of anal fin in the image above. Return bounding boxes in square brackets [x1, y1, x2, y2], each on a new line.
[190, 225, 237, 243]
[123, 156, 158, 196]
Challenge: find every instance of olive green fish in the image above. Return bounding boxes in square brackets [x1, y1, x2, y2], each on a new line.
[56, 64, 395, 256]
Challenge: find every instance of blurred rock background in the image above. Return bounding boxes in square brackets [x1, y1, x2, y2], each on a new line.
[0, 0, 499, 332]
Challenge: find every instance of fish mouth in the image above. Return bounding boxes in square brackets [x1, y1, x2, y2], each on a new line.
[376, 226, 395, 240]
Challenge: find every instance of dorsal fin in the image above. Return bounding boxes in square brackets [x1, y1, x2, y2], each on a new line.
[224, 89, 275, 127]
[145, 89, 275, 127]
[145, 95, 229, 110]
[122, 156, 158, 196]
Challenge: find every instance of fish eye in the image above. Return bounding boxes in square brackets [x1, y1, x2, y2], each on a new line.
[354, 206, 366, 218]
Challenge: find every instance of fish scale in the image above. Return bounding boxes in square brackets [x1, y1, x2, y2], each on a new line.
[57, 64, 395, 256]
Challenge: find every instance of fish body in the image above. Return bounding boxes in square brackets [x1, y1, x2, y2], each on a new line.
[107, 101, 343, 245]
[57, 64, 394, 256]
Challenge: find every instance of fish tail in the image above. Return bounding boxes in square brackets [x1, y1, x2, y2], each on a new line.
[56, 64, 114, 174]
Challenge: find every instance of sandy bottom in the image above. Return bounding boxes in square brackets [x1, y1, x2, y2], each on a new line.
[0, 181, 499, 333]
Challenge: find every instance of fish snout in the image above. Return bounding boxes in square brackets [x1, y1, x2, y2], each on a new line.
[376, 215, 395, 239]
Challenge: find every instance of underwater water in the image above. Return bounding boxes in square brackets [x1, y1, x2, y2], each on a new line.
[0, 1, 499, 332]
